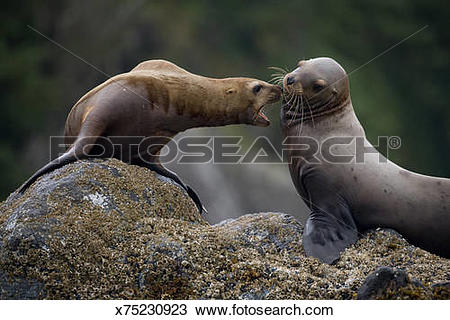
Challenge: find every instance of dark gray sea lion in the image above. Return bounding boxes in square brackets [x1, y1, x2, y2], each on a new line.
[17, 59, 281, 213]
[280, 57, 450, 263]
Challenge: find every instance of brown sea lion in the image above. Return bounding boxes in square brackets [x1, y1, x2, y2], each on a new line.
[17, 59, 281, 213]
[281, 57, 450, 263]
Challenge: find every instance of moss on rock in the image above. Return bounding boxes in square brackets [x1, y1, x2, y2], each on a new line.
[0, 159, 449, 299]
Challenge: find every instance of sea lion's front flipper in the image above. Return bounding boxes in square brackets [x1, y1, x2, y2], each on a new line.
[151, 165, 207, 214]
[303, 207, 358, 264]
[185, 185, 208, 214]
[133, 158, 207, 214]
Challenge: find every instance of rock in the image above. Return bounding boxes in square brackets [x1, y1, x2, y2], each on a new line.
[357, 267, 409, 299]
[357, 267, 450, 299]
[430, 282, 450, 299]
[1, 159, 449, 299]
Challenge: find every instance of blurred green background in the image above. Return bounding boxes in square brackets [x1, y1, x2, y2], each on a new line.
[1, 0, 449, 221]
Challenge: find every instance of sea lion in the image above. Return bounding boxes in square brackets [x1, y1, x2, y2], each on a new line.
[17, 59, 281, 213]
[280, 57, 450, 263]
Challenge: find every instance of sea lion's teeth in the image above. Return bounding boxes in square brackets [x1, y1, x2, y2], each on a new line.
[258, 111, 269, 121]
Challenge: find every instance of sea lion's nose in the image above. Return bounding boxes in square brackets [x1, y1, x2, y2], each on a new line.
[272, 86, 282, 100]
[286, 76, 295, 86]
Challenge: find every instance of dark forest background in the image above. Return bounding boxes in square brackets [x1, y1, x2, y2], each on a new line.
[1, 0, 449, 223]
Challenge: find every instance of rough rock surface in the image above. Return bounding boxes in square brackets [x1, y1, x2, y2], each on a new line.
[0, 159, 449, 299]
[357, 267, 411, 299]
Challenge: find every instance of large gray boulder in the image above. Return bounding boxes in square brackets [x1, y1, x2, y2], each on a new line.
[0, 159, 449, 299]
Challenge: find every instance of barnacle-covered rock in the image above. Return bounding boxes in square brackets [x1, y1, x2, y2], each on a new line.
[0, 159, 448, 299]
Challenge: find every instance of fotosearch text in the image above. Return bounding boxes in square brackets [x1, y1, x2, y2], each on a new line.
[49, 135, 401, 165]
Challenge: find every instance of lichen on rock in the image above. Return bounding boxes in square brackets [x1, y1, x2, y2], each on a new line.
[0, 159, 449, 299]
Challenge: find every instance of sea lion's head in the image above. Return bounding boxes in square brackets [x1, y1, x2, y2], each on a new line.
[223, 79, 281, 127]
[281, 57, 350, 125]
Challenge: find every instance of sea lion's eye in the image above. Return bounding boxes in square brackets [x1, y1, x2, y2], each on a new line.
[313, 80, 326, 92]
[313, 83, 323, 91]
[253, 84, 263, 95]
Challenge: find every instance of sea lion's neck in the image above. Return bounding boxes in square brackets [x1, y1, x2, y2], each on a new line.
[284, 102, 364, 168]
[311, 101, 363, 136]
[165, 76, 245, 129]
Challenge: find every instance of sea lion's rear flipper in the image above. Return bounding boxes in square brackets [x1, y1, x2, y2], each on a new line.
[303, 207, 358, 264]
[16, 149, 79, 195]
[16, 134, 101, 195]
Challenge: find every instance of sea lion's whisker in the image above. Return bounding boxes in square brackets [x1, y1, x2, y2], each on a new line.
[285, 92, 297, 111]
[289, 94, 303, 127]
[283, 91, 293, 105]
[279, 66, 291, 74]
[284, 94, 295, 119]
[304, 96, 316, 128]
[268, 78, 278, 84]
[270, 77, 284, 84]
[287, 95, 299, 125]
[268, 76, 284, 84]
[269, 75, 284, 81]
[268, 66, 288, 75]
[285, 99, 295, 120]
[269, 73, 285, 82]
[270, 72, 285, 78]
[297, 95, 305, 136]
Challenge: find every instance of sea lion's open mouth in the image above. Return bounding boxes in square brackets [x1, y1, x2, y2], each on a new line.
[253, 86, 281, 127]
[254, 105, 270, 127]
